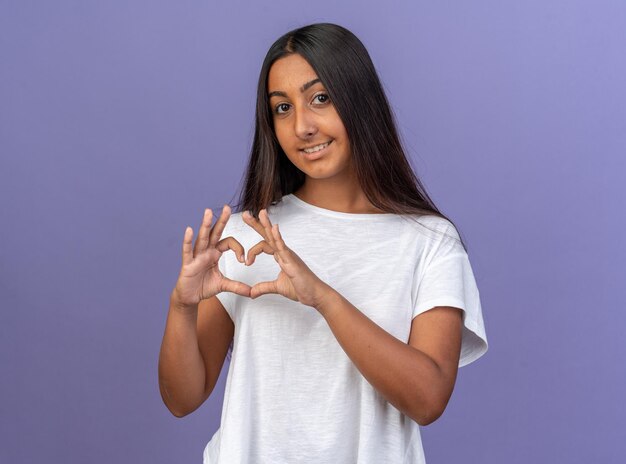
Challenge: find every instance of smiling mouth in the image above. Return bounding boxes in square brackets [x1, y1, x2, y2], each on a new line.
[300, 140, 333, 154]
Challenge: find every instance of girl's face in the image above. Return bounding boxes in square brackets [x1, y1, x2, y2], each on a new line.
[268, 54, 353, 183]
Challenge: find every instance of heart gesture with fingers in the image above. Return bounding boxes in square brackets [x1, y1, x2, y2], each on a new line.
[242, 209, 331, 308]
[173, 206, 252, 309]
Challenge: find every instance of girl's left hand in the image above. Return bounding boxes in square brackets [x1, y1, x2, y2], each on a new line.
[242, 209, 331, 308]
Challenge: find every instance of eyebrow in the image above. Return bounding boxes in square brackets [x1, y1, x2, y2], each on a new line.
[268, 78, 321, 99]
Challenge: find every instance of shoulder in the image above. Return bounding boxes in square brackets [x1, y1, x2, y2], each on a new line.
[223, 210, 245, 231]
[405, 214, 461, 243]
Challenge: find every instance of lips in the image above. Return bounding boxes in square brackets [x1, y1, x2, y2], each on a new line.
[300, 140, 333, 153]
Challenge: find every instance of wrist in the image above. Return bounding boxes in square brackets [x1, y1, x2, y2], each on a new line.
[313, 284, 341, 317]
[170, 291, 198, 315]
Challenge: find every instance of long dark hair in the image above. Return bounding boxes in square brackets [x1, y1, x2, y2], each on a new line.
[232, 22, 465, 250]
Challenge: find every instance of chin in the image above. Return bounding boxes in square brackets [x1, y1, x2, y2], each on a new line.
[301, 166, 351, 181]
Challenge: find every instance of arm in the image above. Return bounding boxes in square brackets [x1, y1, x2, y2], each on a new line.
[316, 291, 463, 426]
[158, 206, 248, 418]
[158, 294, 235, 418]
[242, 209, 463, 426]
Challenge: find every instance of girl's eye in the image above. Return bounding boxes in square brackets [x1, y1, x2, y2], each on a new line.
[313, 93, 330, 104]
[275, 103, 290, 114]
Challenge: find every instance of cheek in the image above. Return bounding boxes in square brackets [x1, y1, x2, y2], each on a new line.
[329, 116, 349, 143]
[335, 126, 351, 154]
[274, 124, 292, 149]
[275, 130, 301, 165]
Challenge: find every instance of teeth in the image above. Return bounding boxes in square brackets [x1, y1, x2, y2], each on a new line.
[303, 141, 330, 154]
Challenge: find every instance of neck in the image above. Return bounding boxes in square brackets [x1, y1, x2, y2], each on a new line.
[294, 174, 383, 214]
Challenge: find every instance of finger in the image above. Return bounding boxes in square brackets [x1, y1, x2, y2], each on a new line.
[192, 208, 213, 256]
[182, 226, 194, 266]
[242, 210, 269, 241]
[220, 277, 252, 297]
[246, 240, 274, 266]
[216, 236, 246, 263]
[250, 280, 279, 299]
[271, 224, 288, 253]
[258, 209, 276, 248]
[269, 224, 293, 267]
[209, 205, 231, 247]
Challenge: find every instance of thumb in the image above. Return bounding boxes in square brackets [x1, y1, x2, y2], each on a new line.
[250, 280, 279, 299]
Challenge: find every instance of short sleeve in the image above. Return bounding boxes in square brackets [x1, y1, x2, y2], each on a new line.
[412, 222, 488, 367]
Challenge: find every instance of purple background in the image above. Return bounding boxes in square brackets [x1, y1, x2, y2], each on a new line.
[1, 1, 624, 463]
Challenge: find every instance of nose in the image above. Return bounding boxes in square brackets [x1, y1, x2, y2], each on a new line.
[293, 105, 318, 140]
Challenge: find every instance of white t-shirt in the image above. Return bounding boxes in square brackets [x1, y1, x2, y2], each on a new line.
[203, 193, 488, 464]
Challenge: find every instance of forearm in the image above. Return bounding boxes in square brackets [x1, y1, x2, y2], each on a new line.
[316, 288, 445, 426]
[158, 295, 206, 417]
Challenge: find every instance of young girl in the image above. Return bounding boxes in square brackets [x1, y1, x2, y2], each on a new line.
[159, 23, 488, 463]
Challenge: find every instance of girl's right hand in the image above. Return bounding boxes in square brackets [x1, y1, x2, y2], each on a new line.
[172, 205, 251, 309]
